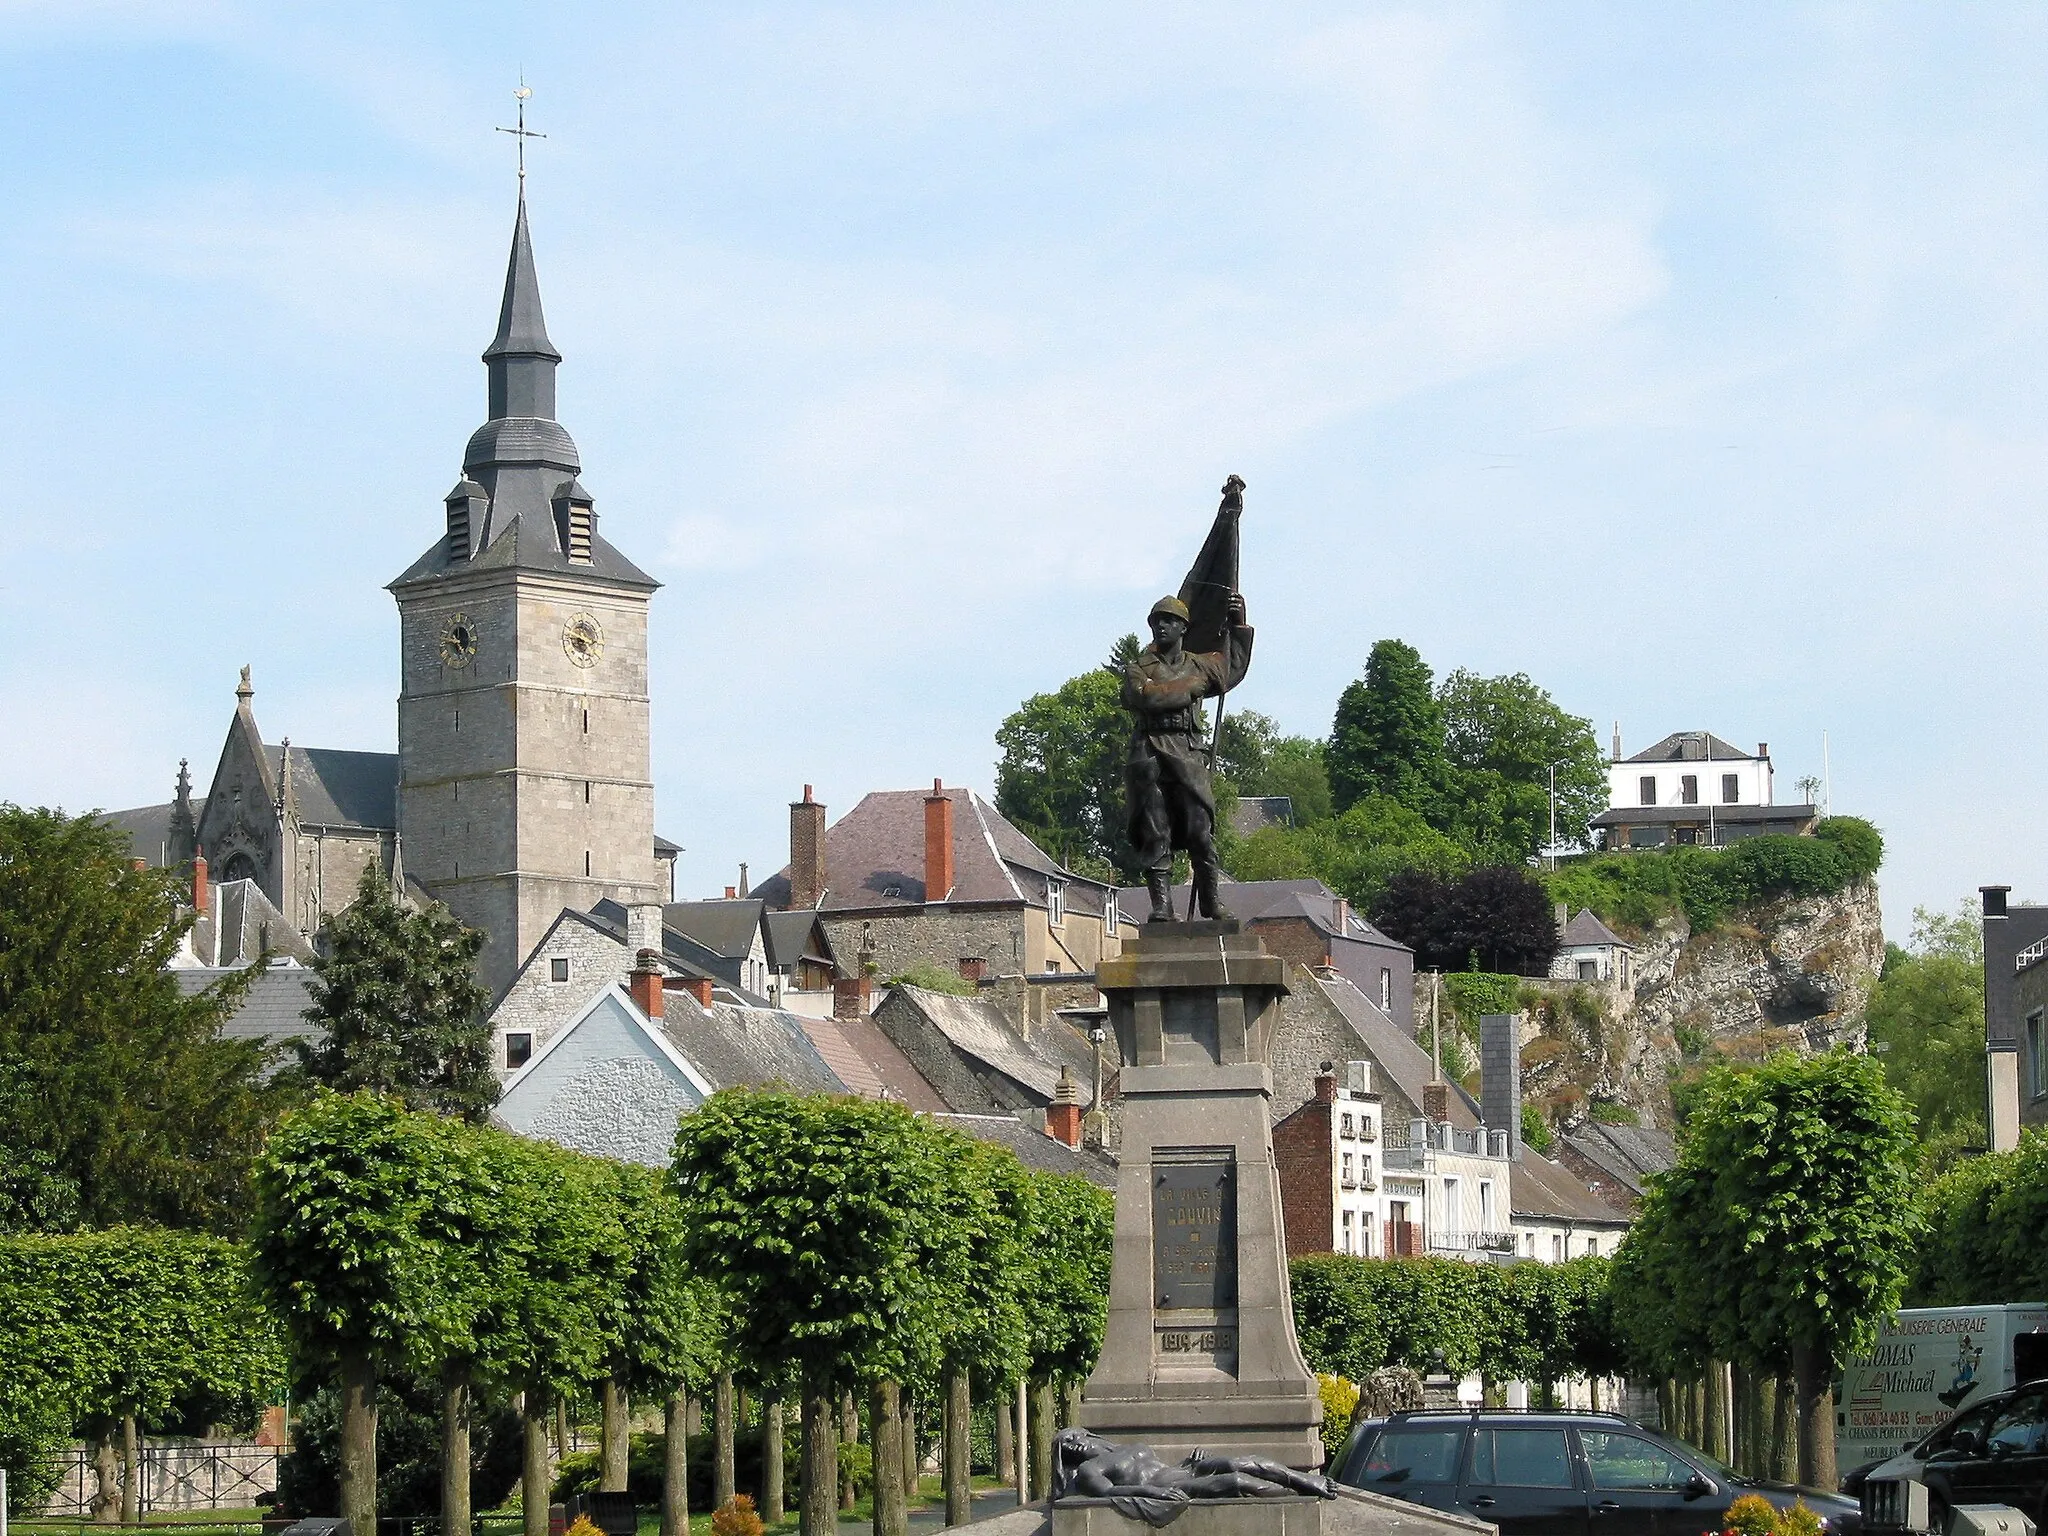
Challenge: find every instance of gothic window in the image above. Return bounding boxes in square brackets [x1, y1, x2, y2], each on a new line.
[221, 851, 258, 883]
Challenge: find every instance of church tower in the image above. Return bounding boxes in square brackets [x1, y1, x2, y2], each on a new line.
[390, 191, 662, 998]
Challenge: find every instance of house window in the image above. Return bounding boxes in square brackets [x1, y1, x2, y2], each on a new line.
[1342, 1153, 1354, 1185]
[1722, 773, 1740, 804]
[1046, 960, 1060, 974]
[1639, 776, 1657, 806]
[2031, 1011, 2047, 1099]
[551, 958, 570, 983]
[1341, 1209, 1354, 1253]
[1048, 880, 1065, 926]
[1480, 1181, 1496, 1230]
[1441, 1176, 1460, 1234]
[1552, 1233, 1563, 1261]
[1380, 967, 1392, 1009]
[1680, 774, 1699, 805]
[1577, 959, 1598, 981]
[506, 1032, 532, 1068]
[1340, 1113, 1354, 1138]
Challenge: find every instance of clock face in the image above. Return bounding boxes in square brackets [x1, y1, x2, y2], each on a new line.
[564, 614, 604, 668]
[439, 614, 479, 667]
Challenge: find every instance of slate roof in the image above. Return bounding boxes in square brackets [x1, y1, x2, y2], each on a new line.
[1559, 909, 1631, 950]
[662, 900, 764, 961]
[659, 996, 845, 1094]
[933, 1114, 1119, 1189]
[762, 909, 835, 973]
[824, 1008, 951, 1111]
[580, 902, 724, 986]
[1314, 972, 1482, 1130]
[188, 878, 317, 966]
[103, 803, 177, 866]
[1561, 1121, 1676, 1200]
[174, 966, 321, 1052]
[267, 744, 399, 830]
[1115, 877, 1410, 953]
[1622, 732, 1756, 764]
[655, 833, 682, 856]
[1511, 1151, 1632, 1226]
[885, 986, 1096, 1104]
[751, 786, 1112, 914]
[1231, 796, 1295, 838]
[1591, 803, 1815, 827]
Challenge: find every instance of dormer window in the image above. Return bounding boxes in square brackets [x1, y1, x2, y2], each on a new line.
[1048, 879, 1065, 926]
[446, 499, 470, 560]
[553, 482, 596, 564]
[564, 502, 592, 562]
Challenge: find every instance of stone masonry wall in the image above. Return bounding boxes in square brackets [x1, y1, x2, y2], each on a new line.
[490, 918, 631, 1072]
[1269, 964, 1397, 1123]
[824, 909, 1028, 983]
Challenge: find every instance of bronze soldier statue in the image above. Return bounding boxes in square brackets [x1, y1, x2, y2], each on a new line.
[1121, 584, 1252, 924]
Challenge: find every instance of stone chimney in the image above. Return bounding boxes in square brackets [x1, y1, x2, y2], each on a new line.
[1481, 1013, 1523, 1161]
[625, 902, 664, 954]
[628, 949, 665, 1020]
[1758, 742, 1769, 761]
[738, 862, 750, 898]
[1314, 1062, 1337, 1104]
[671, 975, 715, 1009]
[1422, 1082, 1450, 1125]
[924, 780, 955, 903]
[1612, 721, 1622, 763]
[789, 786, 826, 910]
[1047, 1067, 1084, 1147]
[192, 851, 209, 915]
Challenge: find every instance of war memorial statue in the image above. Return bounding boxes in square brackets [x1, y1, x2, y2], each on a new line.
[1121, 475, 1254, 924]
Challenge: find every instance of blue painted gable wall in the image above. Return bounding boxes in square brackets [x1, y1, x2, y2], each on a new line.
[497, 990, 705, 1165]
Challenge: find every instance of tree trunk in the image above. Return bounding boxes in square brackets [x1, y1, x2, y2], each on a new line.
[1588, 1376, 1602, 1413]
[840, 1391, 859, 1510]
[89, 1421, 119, 1524]
[872, 1381, 907, 1536]
[555, 1398, 570, 1461]
[523, 1393, 552, 1536]
[444, 1361, 473, 1536]
[712, 1372, 736, 1510]
[1792, 1343, 1835, 1491]
[901, 1390, 917, 1501]
[802, 1382, 838, 1536]
[119, 1412, 141, 1524]
[761, 1398, 786, 1524]
[1029, 1380, 1054, 1505]
[1772, 1372, 1798, 1483]
[944, 1370, 971, 1527]
[601, 1376, 630, 1493]
[341, 1350, 379, 1536]
[995, 1390, 1015, 1486]
[1704, 1361, 1728, 1463]
[1017, 1382, 1032, 1503]
[661, 1390, 689, 1536]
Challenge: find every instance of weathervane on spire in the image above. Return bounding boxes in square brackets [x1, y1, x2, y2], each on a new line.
[496, 79, 545, 184]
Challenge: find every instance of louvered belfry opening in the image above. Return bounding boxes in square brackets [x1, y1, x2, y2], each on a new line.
[446, 499, 470, 560]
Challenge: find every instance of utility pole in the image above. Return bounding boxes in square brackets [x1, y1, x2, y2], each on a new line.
[1430, 972, 1442, 1083]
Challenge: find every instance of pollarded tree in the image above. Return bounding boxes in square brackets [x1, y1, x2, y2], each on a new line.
[0, 805, 283, 1231]
[294, 866, 496, 1122]
[250, 1093, 485, 1536]
[669, 1091, 955, 1536]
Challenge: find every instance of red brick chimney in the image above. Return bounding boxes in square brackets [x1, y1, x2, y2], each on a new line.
[669, 975, 714, 1009]
[789, 786, 826, 910]
[724, 886, 737, 899]
[1423, 1082, 1450, 1124]
[192, 851, 209, 915]
[1047, 1067, 1084, 1147]
[924, 779, 955, 903]
[833, 974, 872, 1021]
[628, 949, 664, 1020]
[1315, 1069, 1338, 1104]
[957, 957, 988, 983]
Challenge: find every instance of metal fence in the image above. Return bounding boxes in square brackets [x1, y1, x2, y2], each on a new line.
[38, 1444, 280, 1518]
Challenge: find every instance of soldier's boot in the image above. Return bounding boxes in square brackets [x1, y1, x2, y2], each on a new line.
[1194, 862, 1234, 922]
[1145, 870, 1175, 923]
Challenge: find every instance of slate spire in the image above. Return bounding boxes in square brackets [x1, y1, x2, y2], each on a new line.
[483, 190, 561, 422]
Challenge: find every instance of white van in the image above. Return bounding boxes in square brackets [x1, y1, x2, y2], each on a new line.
[1840, 1304, 2048, 1474]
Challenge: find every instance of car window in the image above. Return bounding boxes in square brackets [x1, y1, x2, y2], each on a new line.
[1931, 1402, 2003, 1455]
[1581, 1431, 1698, 1492]
[1361, 1427, 1467, 1485]
[1470, 1428, 1576, 1489]
[1987, 1392, 2048, 1455]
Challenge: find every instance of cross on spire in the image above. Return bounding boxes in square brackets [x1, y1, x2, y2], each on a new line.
[496, 81, 545, 184]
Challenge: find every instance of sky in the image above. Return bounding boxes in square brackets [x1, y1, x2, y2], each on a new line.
[1, 3, 2043, 940]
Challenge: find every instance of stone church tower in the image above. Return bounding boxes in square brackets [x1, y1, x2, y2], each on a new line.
[390, 192, 663, 997]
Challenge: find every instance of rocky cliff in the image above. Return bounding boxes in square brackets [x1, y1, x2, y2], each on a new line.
[1518, 881, 1885, 1129]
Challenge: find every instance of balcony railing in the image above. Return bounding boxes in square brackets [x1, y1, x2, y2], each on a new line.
[1428, 1229, 1519, 1255]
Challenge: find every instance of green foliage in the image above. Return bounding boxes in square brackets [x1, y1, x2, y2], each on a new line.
[1866, 904, 1986, 1143]
[994, 667, 1134, 880]
[1545, 818, 1886, 933]
[930, 1138, 1033, 1389]
[1375, 868, 1559, 975]
[1588, 1101, 1638, 1125]
[888, 962, 979, 997]
[1217, 711, 1333, 825]
[1316, 1374, 1358, 1461]
[0, 804, 288, 1231]
[1226, 795, 1468, 913]
[1727, 1494, 1780, 1536]
[277, 1374, 522, 1518]
[250, 1091, 487, 1374]
[1327, 640, 1450, 821]
[1443, 972, 1522, 1023]
[292, 866, 496, 1121]
[1436, 669, 1606, 862]
[671, 1091, 963, 1395]
[1521, 1103, 1554, 1155]
[0, 1388, 67, 1517]
[1908, 1128, 2048, 1305]
[1612, 1051, 1920, 1376]
[1018, 1172, 1115, 1386]
[836, 1441, 874, 1498]
[0, 1142, 81, 1235]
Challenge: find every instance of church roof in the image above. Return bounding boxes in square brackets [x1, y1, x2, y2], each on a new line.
[483, 193, 560, 363]
[387, 501, 658, 590]
[266, 744, 398, 830]
[102, 802, 177, 866]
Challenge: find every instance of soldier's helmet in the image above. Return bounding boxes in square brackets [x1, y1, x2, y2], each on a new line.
[1149, 595, 1190, 622]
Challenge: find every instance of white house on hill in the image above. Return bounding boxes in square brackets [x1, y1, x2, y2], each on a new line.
[1595, 729, 1816, 850]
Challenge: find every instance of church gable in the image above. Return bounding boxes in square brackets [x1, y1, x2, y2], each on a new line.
[495, 987, 710, 1166]
[196, 671, 282, 894]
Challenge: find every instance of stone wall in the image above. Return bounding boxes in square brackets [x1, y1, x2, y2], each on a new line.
[1270, 964, 1389, 1122]
[490, 916, 631, 1069]
[823, 908, 1028, 982]
[870, 989, 1035, 1114]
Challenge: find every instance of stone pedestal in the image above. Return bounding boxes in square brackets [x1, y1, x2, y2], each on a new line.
[1055, 1500, 1325, 1536]
[1080, 922, 1324, 1469]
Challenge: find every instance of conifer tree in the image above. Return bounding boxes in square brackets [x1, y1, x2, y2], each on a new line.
[294, 867, 495, 1121]
[1327, 639, 1450, 819]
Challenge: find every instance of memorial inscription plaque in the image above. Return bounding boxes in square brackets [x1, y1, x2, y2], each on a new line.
[1153, 1161, 1237, 1309]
